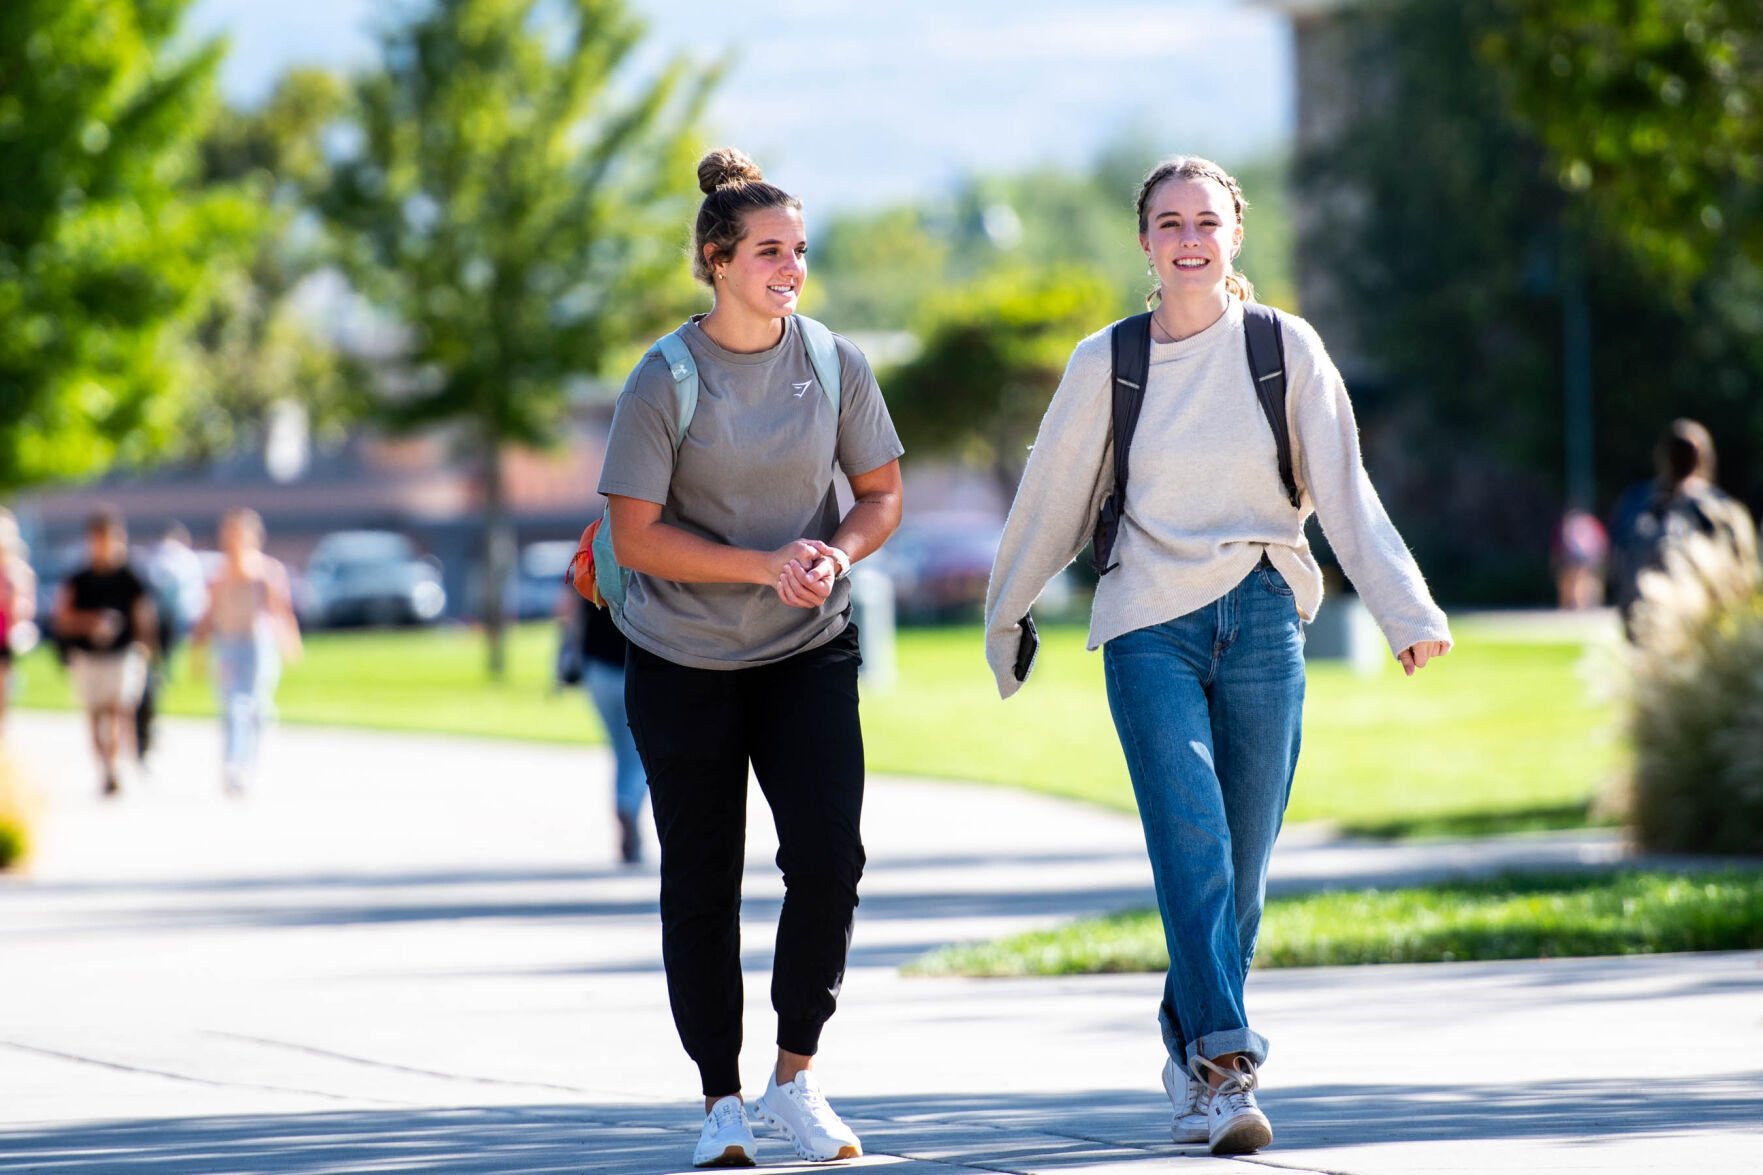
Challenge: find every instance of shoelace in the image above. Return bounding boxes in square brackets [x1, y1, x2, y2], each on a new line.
[1194, 1055, 1259, 1114]
[789, 1082, 833, 1117]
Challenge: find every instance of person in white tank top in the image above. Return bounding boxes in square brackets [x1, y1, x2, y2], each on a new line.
[190, 509, 302, 795]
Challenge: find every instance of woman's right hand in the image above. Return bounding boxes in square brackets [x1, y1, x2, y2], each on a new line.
[762, 540, 835, 609]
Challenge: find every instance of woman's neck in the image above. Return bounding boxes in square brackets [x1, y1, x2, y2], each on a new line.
[699, 302, 786, 353]
[1152, 288, 1231, 342]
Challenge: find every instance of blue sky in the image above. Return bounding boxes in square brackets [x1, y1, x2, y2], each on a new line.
[187, 0, 1294, 211]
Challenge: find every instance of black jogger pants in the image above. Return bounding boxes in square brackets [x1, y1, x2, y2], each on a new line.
[625, 624, 866, 1098]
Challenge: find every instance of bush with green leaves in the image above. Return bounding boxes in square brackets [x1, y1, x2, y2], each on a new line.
[0, 757, 31, 870]
[1623, 534, 1763, 855]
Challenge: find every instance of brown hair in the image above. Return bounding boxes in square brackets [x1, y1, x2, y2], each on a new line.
[1656, 418, 1717, 488]
[691, 147, 802, 286]
[221, 507, 265, 546]
[1136, 155, 1255, 308]
[85, 504, 126, 538]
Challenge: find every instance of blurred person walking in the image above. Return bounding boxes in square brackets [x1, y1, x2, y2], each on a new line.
[599, 147, 903, 1167]
[1608, 418, 1758, 641]
[189, 509, 301, 796]
[135, 522, 209, 766]
[559, 591, 648, 864]
[984, 156, 1451, 1156]
[0, 509, 37, 736]
[54, 508, 157, 797]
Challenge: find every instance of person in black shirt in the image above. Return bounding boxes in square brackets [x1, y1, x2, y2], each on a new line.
[53, 507, 158, 797]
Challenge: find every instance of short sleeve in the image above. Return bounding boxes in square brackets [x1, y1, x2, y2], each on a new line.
[597, 353, 681, 505]
[832, 335, 904, 477]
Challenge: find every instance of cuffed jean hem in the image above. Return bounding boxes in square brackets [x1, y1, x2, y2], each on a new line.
[1185, 1027, 1270, 1073]
[698, 1058, 743, 1100]
[777, 1017, 823, 1059]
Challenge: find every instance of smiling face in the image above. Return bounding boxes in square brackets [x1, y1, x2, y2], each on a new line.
[707, 205, 807, 323]
[1139, 176, 1243, 301]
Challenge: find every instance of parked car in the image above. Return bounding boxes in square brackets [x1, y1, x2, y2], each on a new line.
[874, 513, 1005, 623]
[305, 530, 446, 628]
[509, 540, 577, 620]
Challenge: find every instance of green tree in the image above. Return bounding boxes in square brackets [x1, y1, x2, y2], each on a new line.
[318, 0, 715, 676]
[885, 267, 1114, 501]
[0, 0, 258, 488]
[1296, 0, 1763, 602]
[1483, 0, 1762, 284]
[189, 69, 363, 462]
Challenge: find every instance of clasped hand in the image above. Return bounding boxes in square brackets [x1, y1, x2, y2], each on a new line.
[766, 539, 844, 609]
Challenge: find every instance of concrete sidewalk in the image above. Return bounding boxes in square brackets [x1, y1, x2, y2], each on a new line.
[0, 711, 1757, 1174]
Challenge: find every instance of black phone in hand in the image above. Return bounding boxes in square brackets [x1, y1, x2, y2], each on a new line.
[1013, 613, 1039, 682]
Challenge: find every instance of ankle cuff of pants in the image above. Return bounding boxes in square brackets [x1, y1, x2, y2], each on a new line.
[699, 1058, 742, 1100]
[1186, 1027, 1270, 1072]
[777, 1018, 823, 1059]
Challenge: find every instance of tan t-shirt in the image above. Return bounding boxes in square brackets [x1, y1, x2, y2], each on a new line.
[597, 315, 903, 669]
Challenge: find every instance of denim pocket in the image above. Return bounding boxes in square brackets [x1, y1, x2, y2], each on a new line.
[1257, 561, 1295, 597]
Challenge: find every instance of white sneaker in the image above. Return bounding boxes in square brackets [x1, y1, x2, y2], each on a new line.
[1161, 1055, 1209, 1143]
[1196, 1055, 1272, 1155]
[693, 1095, 757, 1168]
[753, 1070, 862, 1161]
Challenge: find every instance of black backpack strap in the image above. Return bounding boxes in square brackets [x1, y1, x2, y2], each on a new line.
[1243, 303, 1300, 508]
[1091, 312, 1153, 576]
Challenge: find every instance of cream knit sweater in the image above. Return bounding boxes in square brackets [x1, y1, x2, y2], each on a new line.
[984, 298, 1451, 698]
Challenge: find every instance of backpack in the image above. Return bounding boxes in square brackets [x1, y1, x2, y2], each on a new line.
[1090, 303, 1297, 574]
[1608, 483, 1738, 625]
[570, 316, 844, 621]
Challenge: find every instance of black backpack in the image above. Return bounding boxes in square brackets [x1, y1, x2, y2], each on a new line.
[1090, 303, 1297, 575]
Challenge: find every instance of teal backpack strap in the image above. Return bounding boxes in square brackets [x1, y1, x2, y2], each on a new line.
[600, 326, 696, 623]
[795, 315, 842, 416]
[653, 329, 698, 451]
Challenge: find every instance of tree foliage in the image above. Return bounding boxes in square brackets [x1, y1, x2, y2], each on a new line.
[1297, 0, 1763, 602]
[885, 267, 1115, 500]
[810, 147, 1297, 333]
[0, 0, 258, 489]
[1484, 0, 1762, 284]
[186, 69, 364, 461]
[316, 0, 715, 673]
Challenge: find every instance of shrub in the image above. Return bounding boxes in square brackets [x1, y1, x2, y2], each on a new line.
[0, 755, 32, 870]
[1621, 534, 1763, 854]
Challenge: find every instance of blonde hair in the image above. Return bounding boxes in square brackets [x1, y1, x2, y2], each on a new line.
[1136, 155, 1255, 309]
[690, 147, 802, 286]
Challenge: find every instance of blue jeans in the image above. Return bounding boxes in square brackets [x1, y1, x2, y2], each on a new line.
[583, 658, 646, 818]
[213, 632, 280, 772]
[1102, 559, 1305, 1073]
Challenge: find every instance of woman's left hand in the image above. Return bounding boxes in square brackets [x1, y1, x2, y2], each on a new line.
[1398, 640, 1451, 677]
[775, 552, 836, 609]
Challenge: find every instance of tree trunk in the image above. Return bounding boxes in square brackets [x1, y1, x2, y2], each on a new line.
[482, 430, 513, 680]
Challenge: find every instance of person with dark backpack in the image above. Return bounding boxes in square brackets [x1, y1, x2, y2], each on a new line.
[1607, 418, 1759, 641]
[984, 156, 1451, 1156]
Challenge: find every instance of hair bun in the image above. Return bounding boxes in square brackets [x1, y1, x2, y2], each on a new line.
[698, 147, 764, 194]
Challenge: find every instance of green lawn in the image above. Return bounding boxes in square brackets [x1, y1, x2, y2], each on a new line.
[13, 614, 1617, 832]
[904, 869, 1763, 975]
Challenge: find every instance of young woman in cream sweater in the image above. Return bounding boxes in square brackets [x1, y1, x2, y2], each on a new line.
[984, 156, 1451, 1156]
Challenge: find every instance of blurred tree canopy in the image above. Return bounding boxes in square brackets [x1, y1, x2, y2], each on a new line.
[808, 148, 1296, 332]
[885, 266, 1115, 500]
[0, 0, 259, 489]
[1297, 0, 1763, 603]
[316, 0, 714, 675]
[1485, 0, 1762, 285]
[188, 69, 365, 461]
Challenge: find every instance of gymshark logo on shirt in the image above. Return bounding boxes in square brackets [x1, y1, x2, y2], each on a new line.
[791, 379, 814, 398]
